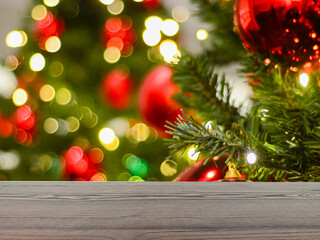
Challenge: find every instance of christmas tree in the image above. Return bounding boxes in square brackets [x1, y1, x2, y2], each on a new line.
[168, 0, 320, 181]
[0, 0, 188, 181]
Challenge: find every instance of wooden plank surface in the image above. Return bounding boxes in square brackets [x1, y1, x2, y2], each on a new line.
[0, 182, 320, 239]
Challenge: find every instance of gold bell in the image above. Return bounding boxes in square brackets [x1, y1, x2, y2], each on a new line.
[218, 163, 245, 182]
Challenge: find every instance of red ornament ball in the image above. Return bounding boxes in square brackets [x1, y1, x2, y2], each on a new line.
[102, 70, 133, 109]
[234, 0, 320, 66]
[138, 65, 181, 137]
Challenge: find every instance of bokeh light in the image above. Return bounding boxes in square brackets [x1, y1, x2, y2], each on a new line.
[125, 155, 148, 178]
[160, 160, 177, 177]
[104, 47, 121, 63]
[107, 0, 124, 15]
[31, 5, 47, 21]
[128, 176, 144, 182]
[246, 152, 257, 164]
[145, 16, 163, 31]
[0, 150, 20, 170]
[30, 53, 46, 71]
[49, 61, 64, 77]
[6, 31, 27, 48]
[56, 88, 71, 105]
[172, 5, 190, 23]
[45, 36, 61, 52]
[161, 19, 179, 36]
[159, 40, 181, 63]
[39, 84, 55, 102]
[44, 118, 59, 134]
[0, 65, 17, 98]
[90, 173, 107, 181]
[5, 55, 19, 71]
[107, 118, 130, 137]
[100, 0, 114, 5]
[143, 29, 161, 46]
[131, 123, 150, 142]
[66, 116, 80, 132]
[43, 0, 60, 7]
[299, 72, 309, 87]
[117, 172, 131, 181]
[188, 147, 200, 161]
[12, 88, 28, 106]
[99, 127, 116, 144]
[89, 148, 104, 164]
[196, 29, 208, 41]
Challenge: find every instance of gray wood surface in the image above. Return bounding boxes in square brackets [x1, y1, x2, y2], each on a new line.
[1, 182, 320, 239]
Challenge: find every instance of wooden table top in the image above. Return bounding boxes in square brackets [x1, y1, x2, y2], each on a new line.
[0, 182, 319, 239]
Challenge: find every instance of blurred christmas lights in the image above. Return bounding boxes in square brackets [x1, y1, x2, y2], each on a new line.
[299, 73, 309, 87]
[12, 88, 28, 106]
[172, 5, 190, 23]
[196, 29, 208, 41]
[30, 53, 46, 71]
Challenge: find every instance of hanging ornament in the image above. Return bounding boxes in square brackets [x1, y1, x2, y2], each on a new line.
[101, 70, 133, 109]
[234, 0, 320, 67]
[138, 65, 181, 137]
[174, 154, 228, 182]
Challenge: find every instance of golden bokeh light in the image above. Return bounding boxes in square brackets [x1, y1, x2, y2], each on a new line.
[160, 160, 177, 177]
[143, 29, 161, 46]
[66, 116, 80, 132]
[145, 16, 163, 31]
[159, 40, 181, 63]
[31, 5, 47, 21]
[39, 84, 55, 102]
[172, 5, 190, 23]
[12, 88, 28, 106]
[107, 0, 124, 15]
[102, 136, 119, 151]
[44, 118, 59, 134]
[43, 0, 60, 7]
[196, 29, 209, 41]
[161, 19, 179, 36]
[30, 53, 45, 72]
[56, 88, 71, 105]
[103, 47, 121, 63]
[90, 173, 107, 181]
[132, 123, 150, 142]
[45, 36, 61, 53]
[49, 61, 64, 77]
[6, 31, 27, 48]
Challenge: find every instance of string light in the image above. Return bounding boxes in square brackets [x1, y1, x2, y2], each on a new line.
[143, 29, 161, 46]
[66, 116, 80, 132]
[12, 88, 28, 106]
[30, 53, 45, 72]
[56, 88, 71, 105]
[44, 118, 59, 134]
[49, 61, 64, 77]
[159, 40, 181, 63]
[100, 0, 114, 5]
[39, 84, 55, 102]
[161, 19, 179, 36]
[43, 0, 60, 7]
[99, 127, 116, 145]
[299, 72, 309, 87]
[188, 147, 200, 161]
[172, 5, 190, 23]
[31, 5, 47, 21]
[246, 152, 257, 164]
[145, 16, 163, 31]
[196, 29, 208, 40]
[5, 55, 19, 71]
[131, 123, 150, 142]
[6, 31, 27, 48]
[45, 36, 61, 52]
[160, 160, 177, 177]
[107, 0, 124, 15]
[104, 47, 121, 63]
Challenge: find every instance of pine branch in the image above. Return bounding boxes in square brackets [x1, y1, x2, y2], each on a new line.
[173, 54, 242, 130]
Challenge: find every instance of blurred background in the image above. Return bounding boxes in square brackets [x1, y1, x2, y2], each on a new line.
[0, 0, 250, 181]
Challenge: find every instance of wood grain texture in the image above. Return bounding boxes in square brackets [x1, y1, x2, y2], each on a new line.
[0, 182, 320, 239]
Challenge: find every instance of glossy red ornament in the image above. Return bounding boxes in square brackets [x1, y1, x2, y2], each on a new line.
[138, 65, 181, 137]
[174, 155, 228, 182]
[234, 0, 320, 66]
[102, 70, 133, 109]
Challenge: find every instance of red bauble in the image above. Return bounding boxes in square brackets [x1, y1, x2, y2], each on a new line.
[139, 66, 181, 137]
[102, 70, 133, 109]
[234, 0, 320, 66]
[174, 155, 228, 182]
